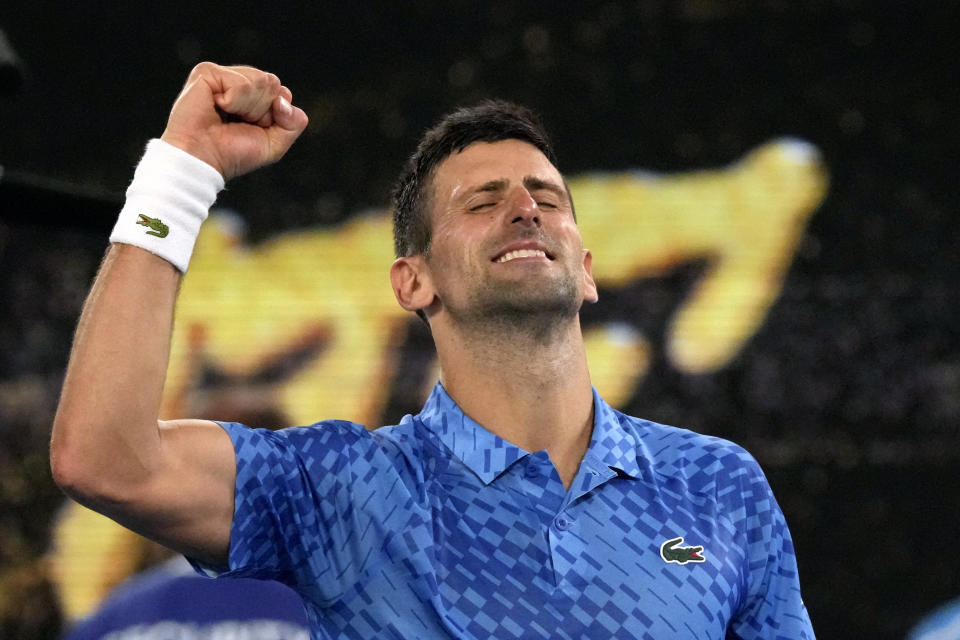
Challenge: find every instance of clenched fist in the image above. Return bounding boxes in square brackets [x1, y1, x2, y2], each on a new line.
[160, 62, 309, 180]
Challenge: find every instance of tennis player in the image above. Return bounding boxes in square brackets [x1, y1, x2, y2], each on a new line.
[52, 62, 813, 639]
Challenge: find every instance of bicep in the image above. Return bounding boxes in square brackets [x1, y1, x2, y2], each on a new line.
[115, 419, 237, 566]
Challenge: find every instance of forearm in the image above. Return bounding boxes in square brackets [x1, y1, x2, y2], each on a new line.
[49, 62, 307, 552]
[51, 134, 224, 506]
[51, 244, 180, 502]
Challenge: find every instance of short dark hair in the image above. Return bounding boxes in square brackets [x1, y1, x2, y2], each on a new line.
[391, 100, 558, 258]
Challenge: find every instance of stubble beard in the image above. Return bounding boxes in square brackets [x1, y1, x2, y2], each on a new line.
[448, 266, 583, 345]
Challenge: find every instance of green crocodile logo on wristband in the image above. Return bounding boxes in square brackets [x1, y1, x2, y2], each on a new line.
[137, 214, 169, 238]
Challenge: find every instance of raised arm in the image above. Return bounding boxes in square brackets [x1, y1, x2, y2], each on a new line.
[50, 63, 308, 566]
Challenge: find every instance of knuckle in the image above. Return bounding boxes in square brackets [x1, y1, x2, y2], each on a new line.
[190, 61, 217, 77]
[254, 73, 281, 93]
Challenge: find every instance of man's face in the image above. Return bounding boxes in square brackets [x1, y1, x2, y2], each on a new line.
[422, 139, 597, 328]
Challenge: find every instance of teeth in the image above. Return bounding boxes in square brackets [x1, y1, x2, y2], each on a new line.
[497, 249, 547, 263]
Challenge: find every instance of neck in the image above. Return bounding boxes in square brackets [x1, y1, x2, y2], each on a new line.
[433, 315, 595, 488]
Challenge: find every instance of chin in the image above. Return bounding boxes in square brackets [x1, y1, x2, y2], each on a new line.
[483, 287, 582, 322]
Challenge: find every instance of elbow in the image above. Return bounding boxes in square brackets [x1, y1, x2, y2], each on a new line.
[49, 418, 116, 505]
[50, 402, 92, 495]
[50, 416, 156, 513]
[50, 438, 131, 514]
[49, 426, 91, 500]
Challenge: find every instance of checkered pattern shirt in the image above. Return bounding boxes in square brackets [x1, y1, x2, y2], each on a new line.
[195, 383, 813, 639]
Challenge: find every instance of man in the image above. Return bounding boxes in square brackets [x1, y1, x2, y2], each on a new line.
[51, 63, 814, 638]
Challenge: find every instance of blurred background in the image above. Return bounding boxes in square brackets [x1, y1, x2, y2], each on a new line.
[1, 2, 958, 638]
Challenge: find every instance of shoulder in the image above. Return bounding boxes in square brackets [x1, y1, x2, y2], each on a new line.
[217, 418, 386, 465]
[218, 417, 369, 446]
[613, 409, 769, 501]
[218, 417, 426, 492]
[218, 417, 420, 449]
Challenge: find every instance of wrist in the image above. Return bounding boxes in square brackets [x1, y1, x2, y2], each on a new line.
[159, 132, 225, 178]
[109, 139, 225, 273]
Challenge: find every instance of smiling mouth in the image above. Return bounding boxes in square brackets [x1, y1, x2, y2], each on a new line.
[494, 249, 554, 263]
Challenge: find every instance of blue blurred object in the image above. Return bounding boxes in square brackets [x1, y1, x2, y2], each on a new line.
[62, 556, 308, 640]
[908, 596, 960, 640]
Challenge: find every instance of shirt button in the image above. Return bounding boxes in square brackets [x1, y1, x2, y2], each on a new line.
[524, 463, 540, 478]
[555, 516, 571, 531]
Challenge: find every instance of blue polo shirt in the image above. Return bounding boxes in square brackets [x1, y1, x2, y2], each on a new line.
[198, 383, 813, 639]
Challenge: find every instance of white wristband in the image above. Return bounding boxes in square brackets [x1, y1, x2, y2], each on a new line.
[109, 139, 225, 273]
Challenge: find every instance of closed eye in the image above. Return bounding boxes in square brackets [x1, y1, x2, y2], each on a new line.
[469, 202, 496, 212]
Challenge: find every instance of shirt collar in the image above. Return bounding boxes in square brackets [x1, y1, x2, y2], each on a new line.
[417, 382, 641, 484]
[584, 386, 642, 479]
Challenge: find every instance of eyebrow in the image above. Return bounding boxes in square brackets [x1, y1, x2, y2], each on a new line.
[467, 176, 568, 198]
[522, 176, 567, 198]
[473, 179, 509, 193]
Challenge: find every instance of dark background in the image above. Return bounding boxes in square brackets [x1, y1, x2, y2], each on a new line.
[2, 2, 959, 638]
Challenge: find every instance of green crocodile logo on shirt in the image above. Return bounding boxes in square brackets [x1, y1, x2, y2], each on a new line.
[660, 536, 706, 564]
[137, 214, 169, 238]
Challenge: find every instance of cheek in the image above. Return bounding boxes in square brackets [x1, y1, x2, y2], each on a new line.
[558, 224, 585, 254]
[429, 222, 456, 249]
[426, 230, 476, 283]
[429, 212, 466, 247]
[431, 218, 489, 263]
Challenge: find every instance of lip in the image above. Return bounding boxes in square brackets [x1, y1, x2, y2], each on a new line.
[491, 240, 555, 263]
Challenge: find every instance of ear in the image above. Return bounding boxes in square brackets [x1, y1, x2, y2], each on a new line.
[581, 249, 599, 303]
[390, 255, 436, 313]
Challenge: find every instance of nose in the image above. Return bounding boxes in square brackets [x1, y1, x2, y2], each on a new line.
[508, 187, 540, 227]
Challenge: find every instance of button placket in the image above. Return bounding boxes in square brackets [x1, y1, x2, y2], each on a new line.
[547, 510, 580, 586]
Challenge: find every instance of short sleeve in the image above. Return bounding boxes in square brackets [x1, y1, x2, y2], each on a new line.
[189, 420, 418, 605]
[727, 452, 815, 639]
